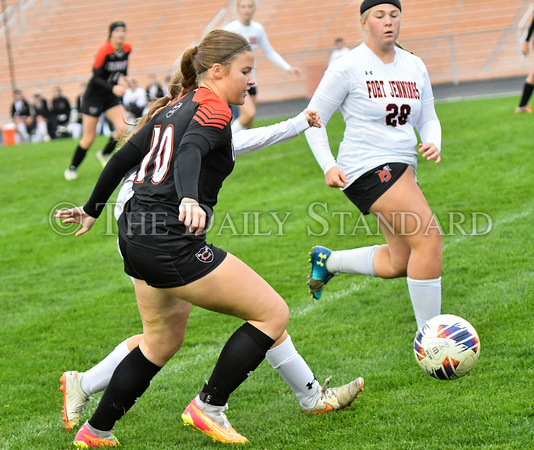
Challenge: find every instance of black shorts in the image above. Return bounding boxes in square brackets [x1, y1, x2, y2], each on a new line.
[118, 235, 227, 288]
[343, 163, 409, 215]
[80, 94, 122, 118]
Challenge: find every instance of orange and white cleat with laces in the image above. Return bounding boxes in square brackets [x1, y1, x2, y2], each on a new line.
[515, 105, 532, 113]
[182, 396, 247, 444]
[302, 376, 364, 414]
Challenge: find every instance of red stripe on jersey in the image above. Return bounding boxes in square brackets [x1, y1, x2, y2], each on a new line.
[192, 89, 231, 129]
[93, 42, 114, 69]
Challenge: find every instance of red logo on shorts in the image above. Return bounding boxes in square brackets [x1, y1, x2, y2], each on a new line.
[195, 245, 214, 263]
[377, 165, 392, 183]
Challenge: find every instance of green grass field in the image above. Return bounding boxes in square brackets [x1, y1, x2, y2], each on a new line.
[1, 95, 533, 449]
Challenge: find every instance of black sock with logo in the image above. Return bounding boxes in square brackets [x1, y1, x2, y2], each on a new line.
[200, 322, 275, 406]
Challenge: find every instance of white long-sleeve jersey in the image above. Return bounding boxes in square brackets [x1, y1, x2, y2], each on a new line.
[223, 20, 291, 73]
[305, 43, 441, 188]
[114, 113, 310, 220]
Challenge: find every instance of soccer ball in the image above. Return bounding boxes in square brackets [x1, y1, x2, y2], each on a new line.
[414, 314, 480, 380]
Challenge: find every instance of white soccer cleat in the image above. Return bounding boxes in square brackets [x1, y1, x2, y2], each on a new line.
[302, 376, 364, 414]
[515, 105, 532, 113]
[60, 371, 91, 430]
[96, 150, 111, 168]
[64, 168, 78, 181]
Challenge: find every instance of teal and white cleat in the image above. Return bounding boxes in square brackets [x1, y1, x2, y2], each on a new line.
[307, 245, 334, 299]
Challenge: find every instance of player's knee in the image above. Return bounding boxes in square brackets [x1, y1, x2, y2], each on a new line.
[80, 136, 94, 149]
[424, 227, 442, 255]
[389, 260, 408, 278]
[272, 299, 290, 332]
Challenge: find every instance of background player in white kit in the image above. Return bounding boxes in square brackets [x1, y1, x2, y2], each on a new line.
[59, 108, 364, 433]
[224, 0, 301, 133]
[306, 0, 443, 332]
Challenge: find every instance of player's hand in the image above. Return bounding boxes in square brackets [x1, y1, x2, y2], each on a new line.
[289, 66, 302, 78]
[112, 85, 127, 97]
[419, 143, 441, 164]
[325, 165, 348, 188]
[179, 197, 206, 236]
[54, 206, 96, 237]
[303, 109, 321, 128]
[118, 75, 131, 87]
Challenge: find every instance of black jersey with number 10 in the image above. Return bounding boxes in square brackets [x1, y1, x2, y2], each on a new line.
[118, 87, 234, 250]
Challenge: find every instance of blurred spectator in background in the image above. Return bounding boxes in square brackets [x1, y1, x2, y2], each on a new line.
[69, 82, 86, 140]
[162, 74, 171, 96]
[11, 89, 32, 142]
[31, 92, 51, 143]
[145, 73, 164, 105]
[50, 86, 72, 138]
[123, 78, 147, 121]
[328, 37, 350, 66]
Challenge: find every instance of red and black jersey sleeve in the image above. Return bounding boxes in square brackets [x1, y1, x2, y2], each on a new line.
[174, 89, 233, 202]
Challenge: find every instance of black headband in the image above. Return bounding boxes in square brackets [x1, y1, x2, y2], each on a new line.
[109, 21, 126, 36]
[360, 0, 402, 15]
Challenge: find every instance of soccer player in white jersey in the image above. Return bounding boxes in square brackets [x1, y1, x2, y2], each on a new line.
[59, 109, 364, 434]
[224, 0, 301, 133]
[305, 0, 443, 332]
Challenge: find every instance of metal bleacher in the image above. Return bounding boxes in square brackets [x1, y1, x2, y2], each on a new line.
[0, 0, 532, 127]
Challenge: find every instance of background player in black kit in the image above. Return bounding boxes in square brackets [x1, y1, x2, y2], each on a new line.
[516, 10, 534, 113]
[55, 29, 297, 447]
[64, 21, 131, 180]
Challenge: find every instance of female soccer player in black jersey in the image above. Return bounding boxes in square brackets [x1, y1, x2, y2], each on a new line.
[58, 112, 364, 433]
[64, 21, 131, 180]
[56, 29, 309, 447]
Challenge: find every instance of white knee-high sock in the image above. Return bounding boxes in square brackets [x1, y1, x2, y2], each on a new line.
[326, 245, 379, 276]
[265, 335, 319, 409]
[406, 277, 442, 331]
[37, 121, 49, 138]
[80, 339, 130, 395]
[16, 123, 28, 137]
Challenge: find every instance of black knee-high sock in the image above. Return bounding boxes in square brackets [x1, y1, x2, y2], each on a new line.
[519, 82, 534, 107]
[70, 144, 87, 169]
[88, 346, 161, 431]
[200, 323, 275, 406]
[102, 136, 118, 156]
